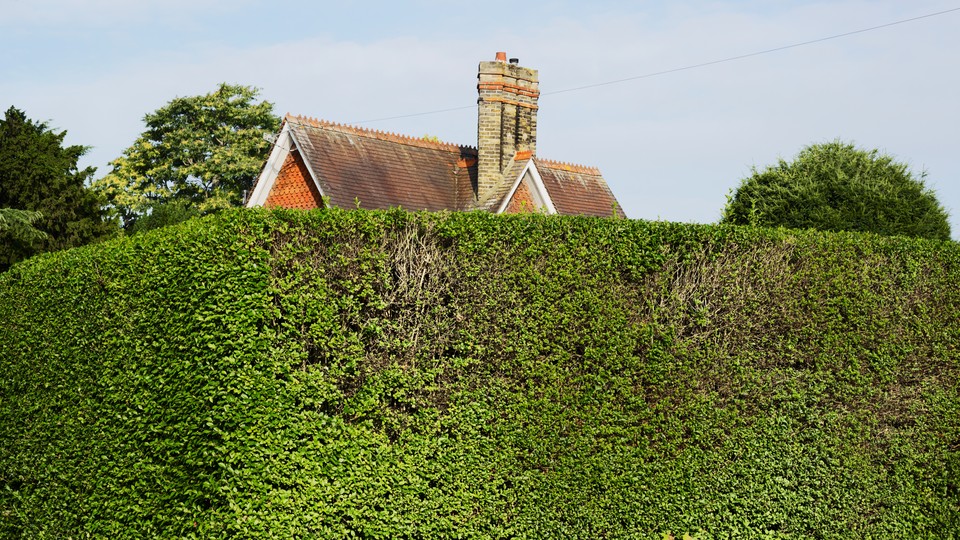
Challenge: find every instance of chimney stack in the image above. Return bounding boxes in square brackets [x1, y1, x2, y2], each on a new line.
[476, 51, 539, 199]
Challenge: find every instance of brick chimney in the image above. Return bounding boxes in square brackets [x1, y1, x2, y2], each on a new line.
[477, 52, 539, 199]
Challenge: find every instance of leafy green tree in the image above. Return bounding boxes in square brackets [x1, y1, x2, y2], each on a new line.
[0, 208, 47, 243]
[93, 83, 280, 230]
[0, 106, 116, 270]
[722, 140, 951, 240]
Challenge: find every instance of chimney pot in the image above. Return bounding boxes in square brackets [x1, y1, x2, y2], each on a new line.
[495, 51, 507, 62]
[509, 58, 519, 65]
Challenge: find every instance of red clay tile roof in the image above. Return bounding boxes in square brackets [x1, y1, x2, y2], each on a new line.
[286, 115, 477, 211]
[260, 114, 624, 217]
[535, 158, 626, 218]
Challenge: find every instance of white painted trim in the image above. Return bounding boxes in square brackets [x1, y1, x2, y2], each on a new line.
[495, 159, 558, 214]
[246, 123, 293, 207]
[245, 124, 326, 207]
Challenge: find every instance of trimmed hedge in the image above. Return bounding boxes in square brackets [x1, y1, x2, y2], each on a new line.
[1, 208, 958, 538]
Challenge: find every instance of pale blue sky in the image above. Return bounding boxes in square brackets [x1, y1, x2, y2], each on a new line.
[2, 1, 958, 237]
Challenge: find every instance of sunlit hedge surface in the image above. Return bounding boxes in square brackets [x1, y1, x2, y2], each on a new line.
[2, 208, 958, 538]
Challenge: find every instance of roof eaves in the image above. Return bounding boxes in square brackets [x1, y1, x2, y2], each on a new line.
[247, 121, 296, 207]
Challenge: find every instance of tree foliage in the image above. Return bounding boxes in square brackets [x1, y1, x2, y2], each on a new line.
[0, 208, 46, 243]
[0, 106, 115, 270]
[129, 199, 200, 235]
[721, 140, 951, 240]
[92, 83, 280, 229]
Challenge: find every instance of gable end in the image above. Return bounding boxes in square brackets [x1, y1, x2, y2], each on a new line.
[247, 123, 326, 208]
[496, 160, 557, 214]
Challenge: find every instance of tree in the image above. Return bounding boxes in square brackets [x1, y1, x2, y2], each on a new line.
[129, 199, 200, 235]
[721, 140, 951, 241]
[0, 208, 47, 243]
[93, 83, 280, 230]
[0, 106, 116, 270]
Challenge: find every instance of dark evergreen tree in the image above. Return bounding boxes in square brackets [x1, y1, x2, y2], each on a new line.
[722, 140, 951, 240]
[0, 106, 116, 270]
[130, 199, 201, 235]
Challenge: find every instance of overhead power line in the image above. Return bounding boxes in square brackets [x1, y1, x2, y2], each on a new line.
[354, 6, 960, 124]
[543, 6, 960, 96]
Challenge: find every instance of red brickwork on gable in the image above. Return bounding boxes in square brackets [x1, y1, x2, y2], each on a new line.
[265, 151, 323, 209]
[504, 177, 538, 214]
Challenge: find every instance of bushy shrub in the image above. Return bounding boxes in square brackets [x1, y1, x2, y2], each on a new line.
[722, 140, 951, 240]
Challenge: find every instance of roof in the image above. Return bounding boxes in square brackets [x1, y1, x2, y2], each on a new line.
[249, 114, 623, 218]
[536, 159, 626, 218]
[285, 115, 477, 212]
[475, 154, 530, 212]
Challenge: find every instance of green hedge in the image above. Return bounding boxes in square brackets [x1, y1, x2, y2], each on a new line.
[1, 208, 958, 538]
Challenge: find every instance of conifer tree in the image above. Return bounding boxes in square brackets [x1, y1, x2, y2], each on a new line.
[722, 141, 951, 240]
[0, 106, 115, 270]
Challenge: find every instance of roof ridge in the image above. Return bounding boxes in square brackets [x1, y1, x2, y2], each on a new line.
[285, 114, 477, 154]
[535, 157, 601, 175]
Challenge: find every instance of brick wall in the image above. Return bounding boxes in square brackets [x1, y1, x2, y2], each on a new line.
[504, 177, 538, 214]
[264, 150, 323, 209]
[477, 53, 539, 200]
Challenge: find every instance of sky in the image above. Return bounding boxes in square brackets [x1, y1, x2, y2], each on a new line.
[2, 0, 959, 237]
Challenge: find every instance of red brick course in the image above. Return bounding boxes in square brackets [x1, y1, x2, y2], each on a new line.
[504, 177, 538, 214]
[264, 150, 323, 209]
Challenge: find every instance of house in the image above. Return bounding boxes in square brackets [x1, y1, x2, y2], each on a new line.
[246, 52, 624, 218]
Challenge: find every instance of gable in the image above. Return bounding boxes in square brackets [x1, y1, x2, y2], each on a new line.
[499, 160, 556, 214]
[246, 122, 326, 208]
